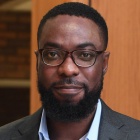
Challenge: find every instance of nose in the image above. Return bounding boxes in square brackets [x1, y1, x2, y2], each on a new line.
[58, 56, 79, 77]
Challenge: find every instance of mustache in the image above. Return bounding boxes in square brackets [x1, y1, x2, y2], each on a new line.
[51, 78, 87, 88]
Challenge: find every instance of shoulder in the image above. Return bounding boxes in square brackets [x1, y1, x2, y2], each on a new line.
[110, 110, 140, 139]
[100, 100, 140, 139]
[0, 108, 42, 140]
[101, 99, 140, 130]
[0, 116, 30, 139]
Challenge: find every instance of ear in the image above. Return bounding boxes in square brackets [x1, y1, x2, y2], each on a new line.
[35, 50, 39, 72]
[102, 51, 110, 75]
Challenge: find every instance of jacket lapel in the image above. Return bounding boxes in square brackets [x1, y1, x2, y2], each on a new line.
[98, 120, 128, 140]
[98, 100, 129, 140]
[9, 101, 131, 140]
[11, 131, 39, 140]
[10, 108, 42, 140]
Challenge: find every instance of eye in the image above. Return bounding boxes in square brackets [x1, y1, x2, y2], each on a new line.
[78, 51, 95, 61]
[48, 51, 58, 58]
[44, 50, 60, 60]
[81, 52, 91, 58]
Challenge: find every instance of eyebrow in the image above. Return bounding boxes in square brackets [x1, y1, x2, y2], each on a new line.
[43, 42, 61, 49]
[43, 42, 96, 50]
[77, 42, 96, 50]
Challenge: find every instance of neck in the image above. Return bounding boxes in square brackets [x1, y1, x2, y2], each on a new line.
[47, 108, 96, 140]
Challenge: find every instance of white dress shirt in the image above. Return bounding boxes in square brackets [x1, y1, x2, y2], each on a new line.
[39, 99, 102, 140]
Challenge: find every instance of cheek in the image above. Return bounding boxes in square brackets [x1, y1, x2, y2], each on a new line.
[38, 64, 57, 88]
[81, 65, 103, 91]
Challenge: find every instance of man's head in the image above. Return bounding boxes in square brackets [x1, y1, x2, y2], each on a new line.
[36, 2, 110, 122]
[37, 2, 108, 49]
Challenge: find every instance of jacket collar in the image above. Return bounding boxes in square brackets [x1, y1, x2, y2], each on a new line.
[98, 100, 129, 140]
[11, 108, 42, 140]
[10, 100, 130, 140]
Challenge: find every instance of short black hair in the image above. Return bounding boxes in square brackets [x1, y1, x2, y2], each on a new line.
[37, 2, 108, 49]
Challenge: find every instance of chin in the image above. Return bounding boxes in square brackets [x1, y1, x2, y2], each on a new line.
[37, 74, 104, 122]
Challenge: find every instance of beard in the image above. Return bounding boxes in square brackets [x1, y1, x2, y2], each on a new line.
[37, 74, 104, 122]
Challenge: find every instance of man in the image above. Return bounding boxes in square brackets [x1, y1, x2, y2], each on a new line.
[0, 2, 140, 140]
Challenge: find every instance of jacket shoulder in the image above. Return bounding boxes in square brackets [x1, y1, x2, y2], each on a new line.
[0, 116, 30, 139]
[0, 108, 42, 140]
[101, 99, 140, 130]
[100, 100, 140, 140]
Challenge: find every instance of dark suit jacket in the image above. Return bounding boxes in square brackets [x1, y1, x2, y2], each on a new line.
[0, 100, 140, 140]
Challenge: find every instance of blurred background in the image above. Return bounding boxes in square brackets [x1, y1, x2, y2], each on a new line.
[0, 0, 140, 126]
[0, 0, 31, 126]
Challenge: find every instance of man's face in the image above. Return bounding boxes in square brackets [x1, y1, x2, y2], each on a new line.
[37, 15, 109, 121]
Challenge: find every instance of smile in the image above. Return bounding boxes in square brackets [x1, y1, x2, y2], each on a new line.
[53, 85, 84, 96]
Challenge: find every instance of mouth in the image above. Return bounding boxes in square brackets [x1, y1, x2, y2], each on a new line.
[53, 85, 84, 96]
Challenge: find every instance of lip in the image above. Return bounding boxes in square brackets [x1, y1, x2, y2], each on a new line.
[53, 85, 83, 95]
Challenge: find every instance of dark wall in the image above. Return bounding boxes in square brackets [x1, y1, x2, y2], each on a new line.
[0, 11, 31, 126]
[0, 87, 29, 126]
[0, 11, 30, 79]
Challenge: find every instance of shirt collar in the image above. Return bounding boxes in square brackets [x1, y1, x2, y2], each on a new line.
[39, 99, 102, 140]
[39, 109, 50, 140]
[86, 99, 102, 140]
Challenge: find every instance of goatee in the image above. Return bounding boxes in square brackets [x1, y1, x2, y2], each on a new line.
[38, 75, 103, 122]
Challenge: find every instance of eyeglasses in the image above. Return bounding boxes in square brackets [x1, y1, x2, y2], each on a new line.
[37, 48, 104, 67]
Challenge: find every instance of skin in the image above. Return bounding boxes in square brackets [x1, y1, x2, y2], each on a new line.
[36, 15, 110, 140]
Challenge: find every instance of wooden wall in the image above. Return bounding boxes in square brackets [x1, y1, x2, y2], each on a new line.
[30, 0, 140, 120]
[93, 0, 140, 119]
[0, 11, 30, 79]
[0, 11, 31, 126]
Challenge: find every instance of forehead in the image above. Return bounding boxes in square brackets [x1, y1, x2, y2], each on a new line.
[39, 15, 103, 50]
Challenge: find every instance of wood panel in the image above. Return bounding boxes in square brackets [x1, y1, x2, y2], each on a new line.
[30, 0, 89, 113]
[92, 0, 140, 119]
[0, 11, 30, 79]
